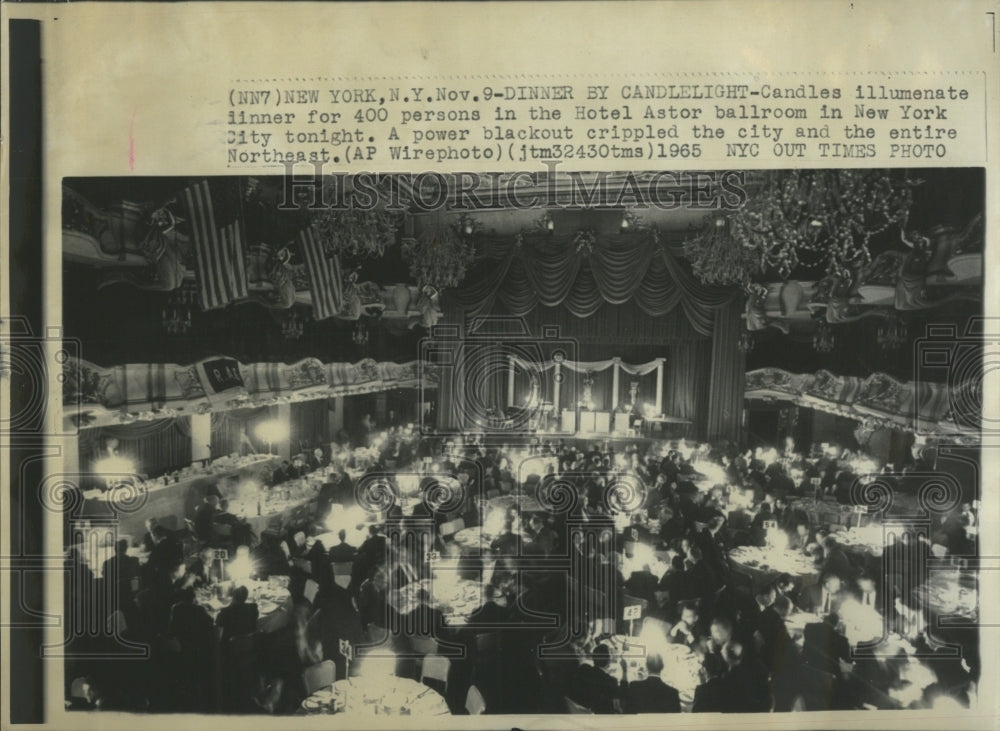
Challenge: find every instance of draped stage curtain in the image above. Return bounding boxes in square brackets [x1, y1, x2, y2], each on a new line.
[79, 417, 193, 478]
[446, 231, 738, 335]
[290, 399, 331, 453]
[707, 298, 746, 444]
[437, 235, 745, 441]
[210, 406, 277, 458]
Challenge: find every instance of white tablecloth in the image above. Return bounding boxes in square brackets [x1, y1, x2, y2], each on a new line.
[300, 676, 450, 716]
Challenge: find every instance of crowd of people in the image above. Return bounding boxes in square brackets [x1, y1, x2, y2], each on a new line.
[65, 427, 980, 716]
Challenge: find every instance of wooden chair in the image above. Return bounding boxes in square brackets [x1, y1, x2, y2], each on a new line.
[420, 654, 450, 694]
[302, 659, 336, 696]
[465, 684, 486, 715]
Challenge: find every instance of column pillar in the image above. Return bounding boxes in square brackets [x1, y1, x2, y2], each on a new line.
[553, 360, 561, 427]
[190, 413, 211, 463]
[655, 359, 664, 416]
[507, 356, 516, 408]
[275, 403, 292, 459]
[611, 358, 620, 411]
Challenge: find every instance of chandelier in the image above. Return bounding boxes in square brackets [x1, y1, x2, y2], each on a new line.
[161, 287, 196, 335]
[352, 322, 369, 346]
[737, 331, 755, 353]
[281, 310, 305, 340]
[813, 323, 836, 353]
[877, 314, 907, 350]
[685, 170, 916, 286]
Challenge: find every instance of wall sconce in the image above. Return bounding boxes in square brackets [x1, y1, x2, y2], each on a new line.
[456, 213, 477, 237]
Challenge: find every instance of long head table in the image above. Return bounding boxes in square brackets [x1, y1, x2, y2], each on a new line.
[79, 454, 281, 538]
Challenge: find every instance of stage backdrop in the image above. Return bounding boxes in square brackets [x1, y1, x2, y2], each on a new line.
[435, 298, 744, 443]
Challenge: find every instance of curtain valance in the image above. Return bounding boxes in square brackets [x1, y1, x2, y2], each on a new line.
[447, 231, 738, 335]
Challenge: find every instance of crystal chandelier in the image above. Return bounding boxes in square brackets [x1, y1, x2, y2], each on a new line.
[352, 322, 369, 346]
[877, 314, 907, 350]
[161, 287, 195, 335]
[813, 323, 835, 353]
[281, 310, 305, 340]
[161, 306, 192, 335]
[737, 331, 755, 353]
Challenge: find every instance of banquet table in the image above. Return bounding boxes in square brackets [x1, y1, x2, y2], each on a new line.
[605, 634, 701, 712]
[70, 541, 148, 579]
[195, 579, 292, 633]
[835, 524, 887, 556]
[452, 527, 497, 553]
[913, 567, 978, 623]
[80, 454, 281, 537]
[299, 676, 451, 716]
[487, 494, 544, 514]
[788, 496, 875, 528]
[728, 546, 819, 584]
[387, 577, 483, 626]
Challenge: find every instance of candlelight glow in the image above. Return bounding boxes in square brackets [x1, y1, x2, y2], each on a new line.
[766, 527, 789, 551]
[694, 460, 727, 487]
[93, 455, 137, 480]
[227, 554, 255, 584]
[255, 419, 288, 444]
[837, 597, 883, 645]
[358, 652, 397, 678]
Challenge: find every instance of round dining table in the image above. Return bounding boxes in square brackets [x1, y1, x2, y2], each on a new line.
[487, 494, 544, 514]
[452, 527, 497, 553]
[388, 577, 484, 625]
[605, 634, 702, 712]
[195, 579, 292, 633]
[299, 676, 451, 716]
[728, 545, 819, 585]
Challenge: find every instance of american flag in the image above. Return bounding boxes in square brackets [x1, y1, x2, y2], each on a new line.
[298, 225, 343, 320]
[182, 180, 248, 310]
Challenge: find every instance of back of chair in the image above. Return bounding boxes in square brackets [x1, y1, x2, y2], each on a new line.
[410, 636, 439, 656]
[465, 684, 486, 715]
[332, 562, 352, 589]
[420, 653, 450, 685]
[474, 631, 502, 656]
[564, 695, 593, 713]
[440, 518, 465, 539]
[303, 578, 320, 604]
[302, 659, 336, 696]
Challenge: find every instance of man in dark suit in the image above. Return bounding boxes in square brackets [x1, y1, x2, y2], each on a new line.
[101, 538, 141, 601]
[328, 529, 357, 563]
[567, 644, 626, 714]
[723, 641, 773, 712]
[802, 612, 852, 679]
[853, 569, 882, 612]
[215, 584, 259, 642]
[193, 495, 219, 544]
[489, 518, 522, 556]
[525, 514, 558, 556]
[466, 583, 510, 626]
[801, 572, 850, 616]
[148, 525, 185, 582]
[820, 535, 854, 581]
[623, 653, 681, 713]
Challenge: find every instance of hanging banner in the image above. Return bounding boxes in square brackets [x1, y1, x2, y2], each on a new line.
[194, 357, 248, 404]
